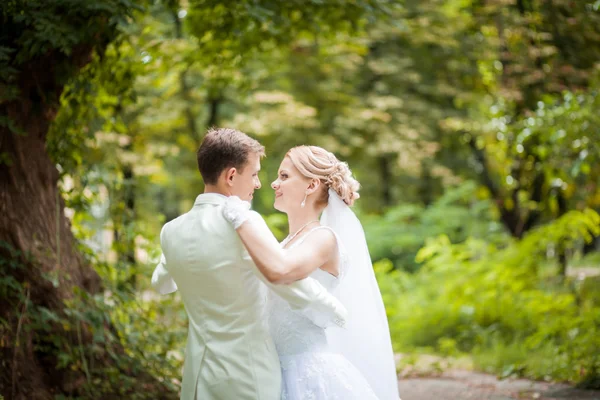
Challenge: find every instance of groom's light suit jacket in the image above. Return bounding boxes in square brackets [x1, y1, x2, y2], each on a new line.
[152, 193, 347, 400]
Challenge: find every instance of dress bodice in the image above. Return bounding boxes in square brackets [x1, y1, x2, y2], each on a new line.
[266, 226, 383, 400]
[268, 227, 340, 356]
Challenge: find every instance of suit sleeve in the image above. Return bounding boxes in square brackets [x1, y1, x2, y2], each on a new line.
[151, 226, 178, 294]
[241, 212, 347, 329]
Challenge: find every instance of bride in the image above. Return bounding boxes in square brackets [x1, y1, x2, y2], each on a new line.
[222, 145, 400, 400]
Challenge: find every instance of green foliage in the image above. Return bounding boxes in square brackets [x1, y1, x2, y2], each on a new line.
[187, 0, 394, 47]
[363, 181, 507, 271]
[486, 85, 600, 215]
[48, 40, 140, 174]
[0, 0, 141, 97]
[5, 0, 600, 392]
[379, 209, 600, 385]
[0, 241, 182, 398]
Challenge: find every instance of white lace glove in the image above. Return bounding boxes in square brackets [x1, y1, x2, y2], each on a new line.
[222, 196, 252, 229]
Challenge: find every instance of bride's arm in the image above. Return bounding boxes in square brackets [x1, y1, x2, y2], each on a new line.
[236, 212, 337, 284]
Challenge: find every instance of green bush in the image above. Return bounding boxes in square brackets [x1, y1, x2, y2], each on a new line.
[364, 181, 506, 272]
[377, 209, 600, 385]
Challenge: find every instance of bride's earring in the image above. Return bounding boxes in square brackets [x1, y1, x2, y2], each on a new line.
[300, 192, 307, 208]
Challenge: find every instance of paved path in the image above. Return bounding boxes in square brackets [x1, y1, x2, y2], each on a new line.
[398, 370, 600, 400]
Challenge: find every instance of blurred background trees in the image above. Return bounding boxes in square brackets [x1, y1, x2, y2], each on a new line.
[1, 0, 599, 397]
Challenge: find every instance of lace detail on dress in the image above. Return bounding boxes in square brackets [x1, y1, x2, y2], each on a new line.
[269, 227, 341, 356]
[269, 230, 380, 399]
[279, 352, 379, 400]
[268, 288, 329, 356]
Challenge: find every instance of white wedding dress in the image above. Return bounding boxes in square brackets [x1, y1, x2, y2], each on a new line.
[268, 226, 380, 400]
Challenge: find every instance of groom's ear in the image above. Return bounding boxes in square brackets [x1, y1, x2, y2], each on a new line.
[224, 167, 237, 187]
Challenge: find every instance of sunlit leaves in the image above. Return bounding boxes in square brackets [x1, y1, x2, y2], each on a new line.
[380, 208, 600, 384]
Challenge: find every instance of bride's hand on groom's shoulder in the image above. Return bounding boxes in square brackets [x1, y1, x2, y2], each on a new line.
[222, 196, 252, 230]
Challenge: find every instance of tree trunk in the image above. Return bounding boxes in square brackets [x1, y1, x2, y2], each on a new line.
[206, 96, 222, 128]
[0, 47, 174, 400]
[0, 97, 103, 398]
[555, 188, 569, 278]
[418, 161, 434, 206]
[583, 235, 599, 255]
[112, 161, 137, 289]
[121, 163, 137, 287]
[170, 4, 200, 140]
[378, 155, 393, 207]
[468, 137, 524, 238]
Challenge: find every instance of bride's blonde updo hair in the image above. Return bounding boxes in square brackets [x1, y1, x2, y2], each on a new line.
[286, 145, 360, 206]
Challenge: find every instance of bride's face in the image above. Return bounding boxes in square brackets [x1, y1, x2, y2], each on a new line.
[271, 156, 311, 213]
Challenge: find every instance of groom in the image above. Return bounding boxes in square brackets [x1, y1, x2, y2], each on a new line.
[151, 127, 347, 400]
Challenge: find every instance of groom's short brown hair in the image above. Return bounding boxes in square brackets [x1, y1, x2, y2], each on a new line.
[197, 127, 265, 185]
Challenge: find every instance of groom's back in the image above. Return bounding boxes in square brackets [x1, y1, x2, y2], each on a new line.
[162, 204, 250, 309]
[160, 196, 279, 400]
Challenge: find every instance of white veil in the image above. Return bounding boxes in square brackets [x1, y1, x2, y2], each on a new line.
[321, 188, 400, 400]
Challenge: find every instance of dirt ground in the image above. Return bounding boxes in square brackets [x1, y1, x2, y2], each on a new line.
[398, 370, 600, 400]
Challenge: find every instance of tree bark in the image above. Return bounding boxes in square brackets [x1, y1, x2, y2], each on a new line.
[555, 188, 569, 278]
[0, 43, 174, 400]
[206, 96, 221, 128]
[468, 137, 524, 238]
[419, 161, 435, 206]
[378, 155, 393, 207]
[583, 236, 599, 255]
[0, 74, 102, 398]
[113, 161, 138, 289]
[170, 4, 200, 140]
[112, 103, 138, 290]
